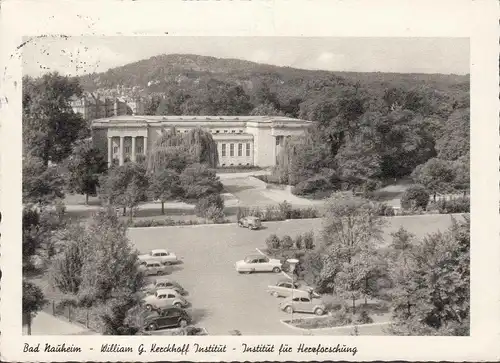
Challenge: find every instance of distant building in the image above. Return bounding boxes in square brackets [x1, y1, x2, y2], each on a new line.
[70, 93, 144, 121]
[91, 115, 313, 168]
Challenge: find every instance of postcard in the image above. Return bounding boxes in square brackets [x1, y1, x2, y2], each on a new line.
[1, 0, 499, 361]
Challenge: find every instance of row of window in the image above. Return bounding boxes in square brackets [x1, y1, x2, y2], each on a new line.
[213, 129, 244, 134]
[221, 143, 251, 157]
[113, 146, 144, 154]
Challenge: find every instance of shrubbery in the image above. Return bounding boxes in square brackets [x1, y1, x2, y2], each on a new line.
[432, 197, 470, 214]
[374, 202, 395, 216]
[400, 184, 430, 210]
[236, 204, 319, 222]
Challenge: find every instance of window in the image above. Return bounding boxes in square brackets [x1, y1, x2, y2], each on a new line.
[137, 146, 143, 154]
[231, 130, 235, 133]
[238, 143, 242, 156]
[125, 146, 130, 153]
[113, 146, 118, 154]
[239, 130, 243, 133]
[230, 143, 234, 156]
[216, 130, 220, 133]
[246, 143, 251, 157]
[276, 137, 280, 146]
[221, 144, 226, 157]
[167, 294, 176, 298]
[224, 130, 228, 133]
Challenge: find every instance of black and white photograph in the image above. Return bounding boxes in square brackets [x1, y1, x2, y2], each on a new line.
[0, 0, 498, 361]
[19, 35, 471, 337]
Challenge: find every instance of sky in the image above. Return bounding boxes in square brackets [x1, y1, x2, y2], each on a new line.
[22, 36, 470, 77]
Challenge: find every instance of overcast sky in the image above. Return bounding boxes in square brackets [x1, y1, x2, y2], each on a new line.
[22, 36, 469, 77]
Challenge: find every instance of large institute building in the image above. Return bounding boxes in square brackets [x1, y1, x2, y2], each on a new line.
[91, 115, 313, 168]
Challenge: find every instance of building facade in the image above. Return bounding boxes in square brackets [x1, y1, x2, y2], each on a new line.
[91, 115, 313, 168]
[70, 93, 144, 121]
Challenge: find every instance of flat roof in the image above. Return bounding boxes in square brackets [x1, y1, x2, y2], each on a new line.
[92, 115, 312, 124]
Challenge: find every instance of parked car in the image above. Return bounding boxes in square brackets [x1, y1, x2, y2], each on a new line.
[267, 279, 319, 298]
[142, 288, 189, 310]
[279, 296, 326, 315]
[138, 249, 178, 265]
[142, 307, 191, 331]
[138, 261, 170, 276]
[235, 254, 282, 273]
[142, 278, 187, 295]
[238, 216, 262, 230]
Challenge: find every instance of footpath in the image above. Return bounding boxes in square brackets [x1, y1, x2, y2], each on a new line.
[24, 311, 96, 335]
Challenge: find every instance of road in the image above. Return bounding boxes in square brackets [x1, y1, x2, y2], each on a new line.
[127, 214, 460, 335]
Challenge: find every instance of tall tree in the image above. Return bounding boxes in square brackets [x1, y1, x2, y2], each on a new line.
[23, 73, 87, 165]
[66, 139, 108, 204]
[148, 169, 181, 215]
[23, 280, 47, 335]
[179, 163, 223, 200]
[435, 108, 470, 161]
[100, 163, 149, 220]
[23, 155, 65, 206]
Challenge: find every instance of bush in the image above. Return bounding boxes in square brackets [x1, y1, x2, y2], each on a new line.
[303, 231, 315, 250]
[356, 310, 374, 324]
[194, 194, 224, 218]
[281, 235, 294, 250]
[434, 197, 470, 214]
[129, 218, 205, 228]
[266, 234, 281, 250]
[375, 203, 395, 216]
[292, 175, 331, 196]
[294, 234, 303, 250]
[400, 184, 430, 210]
[205, 205, 225, 223]
[278, 200, 293, 219]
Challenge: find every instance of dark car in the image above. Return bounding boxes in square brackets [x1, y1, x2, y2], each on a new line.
[143, 307, 191, 331]
[238, 216, 262, 230]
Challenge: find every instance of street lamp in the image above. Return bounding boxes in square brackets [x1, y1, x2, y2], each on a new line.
[286, 258, 299, 323]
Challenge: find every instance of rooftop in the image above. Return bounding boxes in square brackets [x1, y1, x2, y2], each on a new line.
[92, 115, 312, 124]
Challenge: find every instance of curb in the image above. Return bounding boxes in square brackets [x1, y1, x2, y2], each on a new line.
[279, 319, 391, 332]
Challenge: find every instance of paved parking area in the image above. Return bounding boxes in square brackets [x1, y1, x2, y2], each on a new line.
[127, 215, 460, 335]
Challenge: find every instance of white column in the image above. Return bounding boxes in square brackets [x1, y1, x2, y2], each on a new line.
[131, 136, 136, 162]
[107, 137, 112, 166]
[119, 136, 124, 166]
[143, 136, 148, 156]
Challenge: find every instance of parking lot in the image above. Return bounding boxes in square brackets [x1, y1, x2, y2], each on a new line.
[127, 215, 460, 335]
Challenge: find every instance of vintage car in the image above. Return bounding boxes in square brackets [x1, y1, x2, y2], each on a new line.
[267, 279, 319, 298]
[138, 249, 179, 265]
[138, 261, 170, 276]
[142, 307, 191, 331]
[238, 216, 262, 230]
[235, 254, 282, 274]
[141, 288, 189, 310]
[142, 278, 187, 295]
[279, 296, 326, 316]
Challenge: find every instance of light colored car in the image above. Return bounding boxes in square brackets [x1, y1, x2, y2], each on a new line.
[141, 288, 189, 310]
[238, 216, 262, 230]
[138, 249, 178, 265]
[235, 255, 282, 274]
[142, 278, 187, 295]
[138, 261, 170, 276]
[280, 296, 326, 315]
[267, 279, 319, 298]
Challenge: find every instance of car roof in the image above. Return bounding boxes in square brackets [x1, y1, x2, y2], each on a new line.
[246, 254, 266, 259]
[154, 278, 172, 283]
[156, 288, 177, 294]
[277, 279, 295, 284]
[151, 249, 168, 254]
[246, 216, 260, 220]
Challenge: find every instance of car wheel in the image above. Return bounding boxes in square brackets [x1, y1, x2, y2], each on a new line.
[272, 267, 281, 273]
[157, 270, 163, 275]
[148, 323, 158, 331]
[174, 302, 182, 308]
[179, 319, 188, 328]
[285, 306, 293, 314]
[314, 308, 324, 316]
[271, 291, 279, 298]
[145, 304, 152, 311]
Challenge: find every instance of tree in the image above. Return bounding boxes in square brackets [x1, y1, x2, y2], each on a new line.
[66, 139, 108, 204]
[400, 184, 430, 210]
[23, 73, 87, 165]
[77, 209, 144, 305]
[179, 163, 223, 200]
[411, 158, 456, 197]
[23, 156, 65, 205]
[250, 102, 285, 116]
[149, 169, 182, 215]
[23, 280, 47, 335]
[435, 108, 470, 161]
[100, 163, 149, 220]
[101, 295, 140, 335]
[389, 216, 470, 335]
[194, 193, 224, 220]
